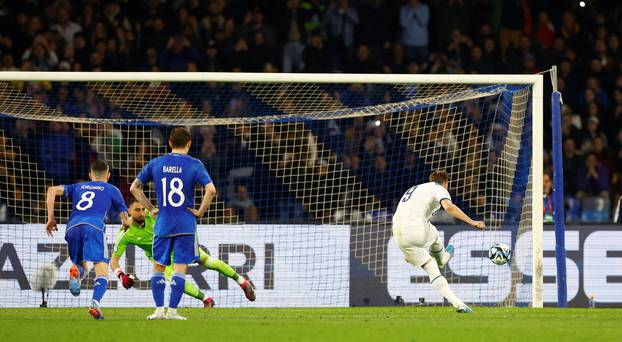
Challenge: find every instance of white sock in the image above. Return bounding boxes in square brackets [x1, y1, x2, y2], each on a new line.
[236, 276, 246, 285]
[154, 307, 165, 314]
[167, 308, 177, 315]
[422, 260, 465, 309]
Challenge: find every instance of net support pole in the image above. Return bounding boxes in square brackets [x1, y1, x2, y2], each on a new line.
[532, 75, 544, 308]
[551, 68, 568, 308]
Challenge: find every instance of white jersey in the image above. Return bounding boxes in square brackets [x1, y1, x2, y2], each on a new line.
[393, 182, 451, 224]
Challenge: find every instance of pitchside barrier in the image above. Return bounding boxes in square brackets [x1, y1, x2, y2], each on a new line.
[1, 224, 619, 308]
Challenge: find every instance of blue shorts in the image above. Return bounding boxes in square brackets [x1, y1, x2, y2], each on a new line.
[65, 224, 109, 264]
[152, 234, 199, 266]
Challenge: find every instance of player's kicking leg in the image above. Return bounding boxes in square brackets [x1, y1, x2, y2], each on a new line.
[428, 232, 454, 270]
[421, 258, 471, 313]
[394, 222, 471, 313]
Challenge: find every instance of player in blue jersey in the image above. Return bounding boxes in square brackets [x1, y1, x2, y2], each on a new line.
[45, 160, 131, 320]
[130, 127, 217, 320]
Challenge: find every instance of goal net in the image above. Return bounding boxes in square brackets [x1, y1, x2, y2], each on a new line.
[0, 72, 543, 308]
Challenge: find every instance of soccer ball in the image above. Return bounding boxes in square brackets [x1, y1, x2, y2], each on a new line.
[489, 243, 511, 265]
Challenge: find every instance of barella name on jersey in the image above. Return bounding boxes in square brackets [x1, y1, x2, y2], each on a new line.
[80, 185, 105, 191]
[162, 166, 182, 173]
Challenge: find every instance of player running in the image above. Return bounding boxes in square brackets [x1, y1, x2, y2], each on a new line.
[110, 200, 256, 307]
[45, 160, 131, 320]
[392, 169, 485, 313]
[130, 127, 218, 320]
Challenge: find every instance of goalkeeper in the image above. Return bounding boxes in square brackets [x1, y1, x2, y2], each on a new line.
[110, 201, 256, 307]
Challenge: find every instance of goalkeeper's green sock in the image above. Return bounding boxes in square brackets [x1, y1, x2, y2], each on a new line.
[202, 255, 245, 285]
[184, 280, 206, 301]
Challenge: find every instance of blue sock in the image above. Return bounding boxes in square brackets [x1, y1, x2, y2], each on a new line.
[92, 276, 108, 302]
[151, 272, 166, 307]
[169, 273, 186, 309]
[77, 264, 85, 279]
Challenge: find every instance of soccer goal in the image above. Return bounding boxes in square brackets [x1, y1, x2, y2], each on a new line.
[0, 72, 543, 308]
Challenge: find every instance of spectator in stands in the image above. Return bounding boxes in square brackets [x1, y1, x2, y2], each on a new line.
[282, 27, 305, 73]
[229, 37, 251, 71]
[201, 40, 222, 72]
[248, 31, 275, 72]
[323, 0, 359, 70]
[159, 35, 199, 72]
[303, 29, 329, 72]
[52, 4, 82, 46]
[400, 0, 430, 63]
[535, 11, 555, 49]
[384, 43, 408, 74]
[229, 185, 258, 223]
[348, 44, 379, 73]
[21, 36, 58, 71]
[563, 138, 582, 196]
[580, 116, 607, 155]
[543, 172, 554, 223]
[576, 152, 611, 200]
[38, 122, 75, 184]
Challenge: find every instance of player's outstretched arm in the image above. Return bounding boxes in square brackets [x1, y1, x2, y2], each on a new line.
[110, 231, 135, 289]
[440, 199, 486, 229]
[129, 179, 157, 214]
[188, 183, 217, 218]
[45, 185, 65, 237]
[110, 254, 135, 289]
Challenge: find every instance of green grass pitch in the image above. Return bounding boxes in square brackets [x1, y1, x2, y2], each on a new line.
[0, 307, 620, 341]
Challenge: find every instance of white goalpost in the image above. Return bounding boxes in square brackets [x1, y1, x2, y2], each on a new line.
[0, 72, 543, 308]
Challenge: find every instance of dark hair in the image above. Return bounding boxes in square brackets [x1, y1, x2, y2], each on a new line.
[429, 169, 449, 184]
[128, 199, 143, 209]
[90, 160, 109, 176]
[169, 127, 192, 148]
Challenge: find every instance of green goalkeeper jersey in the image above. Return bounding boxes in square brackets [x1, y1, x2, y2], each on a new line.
[113, 211, 156, 259]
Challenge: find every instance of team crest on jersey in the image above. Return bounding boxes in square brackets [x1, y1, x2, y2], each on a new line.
[163, 166, 183, 173]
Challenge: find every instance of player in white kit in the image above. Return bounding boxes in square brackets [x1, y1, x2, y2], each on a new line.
[393, 170, 485, 313]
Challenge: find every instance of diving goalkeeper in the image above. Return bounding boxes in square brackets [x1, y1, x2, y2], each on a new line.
[110, 200, 256, 306]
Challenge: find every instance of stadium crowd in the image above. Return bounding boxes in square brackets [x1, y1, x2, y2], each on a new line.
[0, 0, 621, 222]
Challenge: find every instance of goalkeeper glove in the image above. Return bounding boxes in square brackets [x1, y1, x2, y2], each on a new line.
[115, 268, 136, 289]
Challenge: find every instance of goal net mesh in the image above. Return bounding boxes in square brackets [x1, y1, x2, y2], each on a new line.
[0, 78, 533, 308]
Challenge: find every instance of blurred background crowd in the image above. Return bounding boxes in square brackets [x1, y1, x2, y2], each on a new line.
[0, 0, 620, 223]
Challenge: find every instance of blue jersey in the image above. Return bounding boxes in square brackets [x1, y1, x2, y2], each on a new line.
[137, 153, 212, 237]
[63, 181, 128, 232]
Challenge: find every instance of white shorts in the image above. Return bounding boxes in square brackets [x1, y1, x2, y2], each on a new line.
[392, 218, 441, 267]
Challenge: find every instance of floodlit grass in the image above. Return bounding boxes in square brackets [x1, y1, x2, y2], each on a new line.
[0, 307, 620, 341]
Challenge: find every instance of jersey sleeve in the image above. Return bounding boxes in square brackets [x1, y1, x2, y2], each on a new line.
[194, 160, 212, 187]
[113, 229, 129, 257]
[436, 186, 452, 204]
[136, 160, 154, 184]
[62, 183, 75, 199]
[110, 186, 128, 213]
